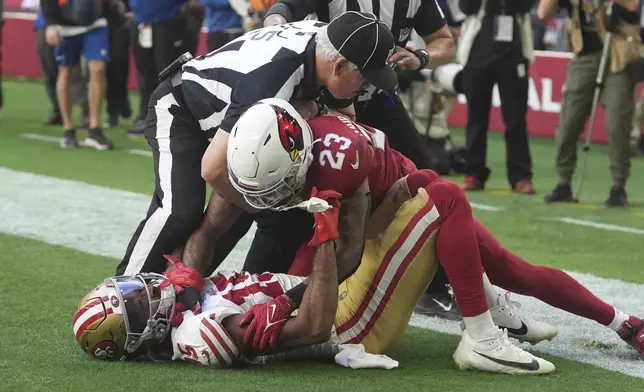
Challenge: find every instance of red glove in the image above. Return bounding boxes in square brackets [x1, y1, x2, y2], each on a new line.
[159, 255, 204, 327]
[238, 295, 296, 351]
[307, 188, 342, 247]
[160, 255, 205, 292]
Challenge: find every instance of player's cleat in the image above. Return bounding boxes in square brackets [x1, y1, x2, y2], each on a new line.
[453, 328, 555, 375]
[489, 292, 558, 344]
[414, 290, 462, 321]
[617, 316, 644, 355]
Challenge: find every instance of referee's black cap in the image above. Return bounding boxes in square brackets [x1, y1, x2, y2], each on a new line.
[327, 11, 397, 90]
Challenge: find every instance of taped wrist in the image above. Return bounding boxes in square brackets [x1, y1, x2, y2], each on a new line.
[284, 281, 308, 307]
[176, 286, 202, 310]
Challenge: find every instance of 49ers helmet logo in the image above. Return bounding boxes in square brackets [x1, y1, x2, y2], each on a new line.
[273, 105, 304, 162]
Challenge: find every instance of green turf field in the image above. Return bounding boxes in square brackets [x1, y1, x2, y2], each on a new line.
[1, 80, 643, 391]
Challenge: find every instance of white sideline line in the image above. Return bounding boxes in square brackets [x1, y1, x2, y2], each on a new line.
[0, 167, 643, 378]
[128, 149, 153, 157]
[22, 133, 60, 143]
[557, 217, 644, 235]
[469, 202, 505, 212]
[21, 133, 153, 157]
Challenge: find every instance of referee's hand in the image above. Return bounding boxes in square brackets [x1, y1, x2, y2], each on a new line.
[388, 46, 421, 71]
[264, 14, 287, 27]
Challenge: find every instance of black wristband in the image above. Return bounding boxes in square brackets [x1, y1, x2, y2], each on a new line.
[284, 280, 308, 307]
[413, 49, 430, 70]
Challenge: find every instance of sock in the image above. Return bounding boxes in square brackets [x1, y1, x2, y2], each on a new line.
[427, 180, 488, 317]
[482, 273, 500, 308]
[463, 311, 499, 341]
[475, 218, 617, 326]
[608, 309, 630, 331]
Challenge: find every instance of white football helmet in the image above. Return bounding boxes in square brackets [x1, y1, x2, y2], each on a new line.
[227, 98, 314, 210]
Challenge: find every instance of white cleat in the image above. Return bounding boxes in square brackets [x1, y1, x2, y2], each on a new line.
[490, 292, 558, 344]
[453, 329, 555, 375]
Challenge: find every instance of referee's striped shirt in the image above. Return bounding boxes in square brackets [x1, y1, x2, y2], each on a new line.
[180, 20, 350, 135]
[268, 0, 446, 47]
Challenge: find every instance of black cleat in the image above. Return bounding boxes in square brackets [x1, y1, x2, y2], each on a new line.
[415, 290, 461, 321]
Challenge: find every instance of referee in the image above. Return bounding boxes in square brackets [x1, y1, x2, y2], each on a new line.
[116, 12, 399, 276]
[263, 0, 455, 171]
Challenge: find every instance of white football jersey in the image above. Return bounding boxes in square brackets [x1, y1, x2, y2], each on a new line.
[170, 271, 306, 367]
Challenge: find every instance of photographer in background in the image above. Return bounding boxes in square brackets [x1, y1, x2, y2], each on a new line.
[539, 0, 640, 207]
[457, 0, 536, 194]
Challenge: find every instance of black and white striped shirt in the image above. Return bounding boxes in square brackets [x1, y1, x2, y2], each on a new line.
[267, 0, 446, 47]
[181, 20, 350, 134]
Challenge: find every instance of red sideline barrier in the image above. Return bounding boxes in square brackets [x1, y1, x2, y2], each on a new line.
[1, 12, 632, 144]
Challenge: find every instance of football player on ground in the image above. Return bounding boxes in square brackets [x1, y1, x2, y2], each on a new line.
[73, 99, 556, 375]
[225, 99, 644, 362]
[74, 100, 643, 373]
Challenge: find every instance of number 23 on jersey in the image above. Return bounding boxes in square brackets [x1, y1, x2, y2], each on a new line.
[318, 133, 353, 170]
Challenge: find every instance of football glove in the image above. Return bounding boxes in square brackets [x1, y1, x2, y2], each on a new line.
[307, 188, 342, 247]
[238, 294, 296, 351]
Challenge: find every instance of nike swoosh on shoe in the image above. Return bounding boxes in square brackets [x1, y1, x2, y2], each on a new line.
[473, 351, 541, 371]
[432, 298, 452, 311]
[500, 321, 528, 336]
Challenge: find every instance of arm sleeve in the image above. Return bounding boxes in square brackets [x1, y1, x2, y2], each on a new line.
[265, 0, 319, 22]
[40, 0, 63, 25]
[414, 0, 448, 36]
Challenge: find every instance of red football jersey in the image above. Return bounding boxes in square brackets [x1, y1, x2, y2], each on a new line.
[303, 115, 417, 206]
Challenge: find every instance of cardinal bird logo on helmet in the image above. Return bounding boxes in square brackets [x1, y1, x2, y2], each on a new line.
[274, 105, 304, 162]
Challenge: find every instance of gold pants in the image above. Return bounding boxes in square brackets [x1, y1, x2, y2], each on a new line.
[334, 188, 440, 354]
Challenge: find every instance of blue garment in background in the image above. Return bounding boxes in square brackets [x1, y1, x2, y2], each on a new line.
[200, 0, 242, 32]
[130, 0, 185, 24]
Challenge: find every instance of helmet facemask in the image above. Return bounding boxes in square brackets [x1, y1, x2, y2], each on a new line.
[230, 140, 315, 211]
[107, 273, 176, 355]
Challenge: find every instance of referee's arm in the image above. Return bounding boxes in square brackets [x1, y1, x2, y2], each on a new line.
[198, 61, 306, 206]
[414, 0, 455, 68]
[263, 0, 320, 26]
